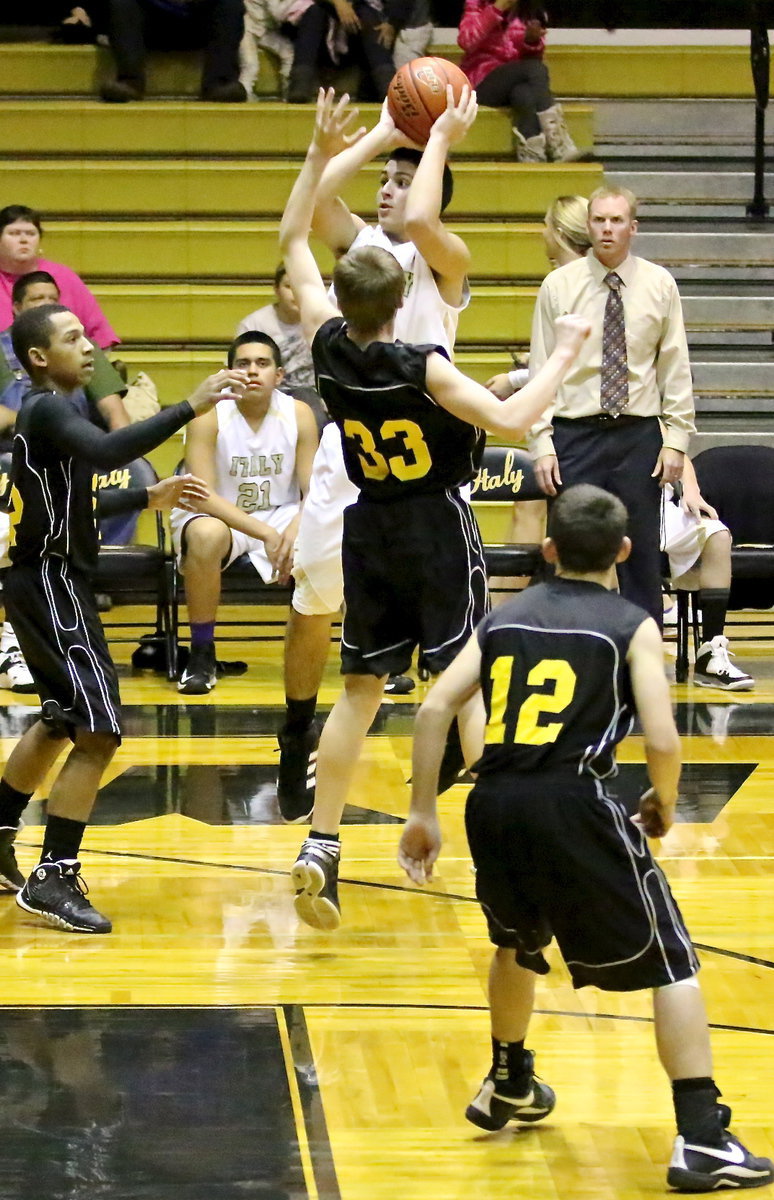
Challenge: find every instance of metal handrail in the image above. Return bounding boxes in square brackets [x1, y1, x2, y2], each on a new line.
[747, 0, 770, 219]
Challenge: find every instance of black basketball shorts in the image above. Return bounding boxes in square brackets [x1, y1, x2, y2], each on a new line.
[466, 772, 699, 991]
[5, 560, 123, 739]
[340, 489, 488, 677]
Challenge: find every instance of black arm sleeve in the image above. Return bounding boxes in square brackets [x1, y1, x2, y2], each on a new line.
[96, 486, 149, 517]
[32, 396, 195, 469]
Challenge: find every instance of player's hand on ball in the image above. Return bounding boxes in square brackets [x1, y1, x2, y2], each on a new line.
[312, 89, 366, 158]
[431, 84, 477, 145]
[634, 787, 675, 838]
[378, 98, 424, 150]
[554, 313, 592, 357]
[398, 815, 442, 885]
[147, 473, 209, 512]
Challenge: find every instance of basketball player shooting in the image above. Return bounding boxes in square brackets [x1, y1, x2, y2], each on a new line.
[279, 89, 591, 932]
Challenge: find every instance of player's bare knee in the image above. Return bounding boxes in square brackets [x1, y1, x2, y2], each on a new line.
[72, 729, 121, 767]
[182, 518, 230, 566]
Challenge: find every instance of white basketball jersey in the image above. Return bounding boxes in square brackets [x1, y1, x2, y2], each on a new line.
[212, 390, 300, 517]
[344, 224, 470, 357]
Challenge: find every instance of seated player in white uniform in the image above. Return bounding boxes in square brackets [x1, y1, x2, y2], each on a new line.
[171, 332, 318, 694]
[277, 90, 475, 823]
[662, 455, 753, 690]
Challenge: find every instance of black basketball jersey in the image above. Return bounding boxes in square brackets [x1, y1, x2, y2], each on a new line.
[9, 387, 193, 574]
[475, 577, 648, 779]
[312, 318, 484, 499]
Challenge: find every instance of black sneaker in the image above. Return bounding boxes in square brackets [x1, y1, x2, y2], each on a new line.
[178, 641, 217, 695]
[277, 724, 319, 823]
[466, 1052, 556, 1131]
[0, 825, 25, 892]
[16, 860, 112, 933]
[291, 837, 340, 931]
[384, 675, 415, 695]
[667, 1130, 774, 1192]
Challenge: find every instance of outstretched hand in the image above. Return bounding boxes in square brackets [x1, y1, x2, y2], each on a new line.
[187, 368, 249, 415]
[312, 88, 366, 159]
[147, 473, 209, 512]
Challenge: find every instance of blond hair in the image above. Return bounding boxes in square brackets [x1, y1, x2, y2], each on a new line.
[333, 246, 405, 335]
[587, 185, 638, 221]
[545, 195, 592, 259]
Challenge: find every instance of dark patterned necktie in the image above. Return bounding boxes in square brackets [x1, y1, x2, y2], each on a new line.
[600, 271, 629, 415]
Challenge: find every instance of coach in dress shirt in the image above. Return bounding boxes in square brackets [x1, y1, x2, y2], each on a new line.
[527, 184, 695, 623]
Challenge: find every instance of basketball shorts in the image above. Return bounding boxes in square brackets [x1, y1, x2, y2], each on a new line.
[661, 484, 728, 580]
[171, 502, 300, 583]
[291, 423, 358, 616]
[466, 772, 699, 991]
[4, 560, 123, 739]
[340, 489, 488, 678]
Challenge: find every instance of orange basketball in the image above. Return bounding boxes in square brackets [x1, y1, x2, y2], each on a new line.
[386, 57, 471, 146]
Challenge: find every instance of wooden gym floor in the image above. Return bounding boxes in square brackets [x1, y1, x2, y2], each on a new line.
[0, 616, 772, 1200]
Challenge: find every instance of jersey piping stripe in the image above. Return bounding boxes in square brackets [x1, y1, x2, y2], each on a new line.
[41, 557, 121, 735]
[422, 489, 487, 658]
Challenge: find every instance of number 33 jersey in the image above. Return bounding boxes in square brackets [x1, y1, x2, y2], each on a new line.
[475, 578, 648, 779]
[312, 318, 484, 500]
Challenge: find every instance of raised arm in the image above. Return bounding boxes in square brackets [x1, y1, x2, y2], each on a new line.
[403, 86, 476, 304]
[279, 90, 365, 344]
[425, 313, 590, 441]
[311, 100, 402, 255]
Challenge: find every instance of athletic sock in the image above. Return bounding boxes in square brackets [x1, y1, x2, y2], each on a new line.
[190, 622, 215, 649]
[308, 830, 339, 848]
[0, 779, 33, 828]
[672, 1077, 724, 1145]
[491, 1037, 529, 1083]
[40, 815, 87, 864]
[699, 589, 729, 644]
[283, 696, 318, 734]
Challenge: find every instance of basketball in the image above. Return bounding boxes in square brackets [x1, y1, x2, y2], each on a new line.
[386, 57, 471, 146]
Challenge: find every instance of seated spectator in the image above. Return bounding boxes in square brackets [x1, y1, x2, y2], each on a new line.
[458, 0, 580, 162]
[239, 0, 295, 99]
[236, 263, 326, 430]
[663, 457, 754, 691]
[170, 332, 318, 695]
[285, 0, 413, 103]
[0, 206, 119, 349]
[393, 0, 434, 67]
[0, 272, 133, 693]
[101, 0, 247, 103]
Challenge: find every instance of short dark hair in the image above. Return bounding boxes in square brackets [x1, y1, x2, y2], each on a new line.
[273, 263, 287, 288]
[228, 330, 283, 369]
[390, 149, 454, 213]
[0, 204, 43, 236]
[333, 246, 405, 335]
[11, 304, 70, 376]
[547, 484, 628, 573]
[11, 270, 59, 308]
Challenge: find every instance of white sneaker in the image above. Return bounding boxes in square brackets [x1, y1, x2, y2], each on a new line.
[0, 647, 37, 694]
[694, 636, 754, 691]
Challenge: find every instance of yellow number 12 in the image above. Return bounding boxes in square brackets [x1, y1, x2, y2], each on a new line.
[485, 656, 577, 746]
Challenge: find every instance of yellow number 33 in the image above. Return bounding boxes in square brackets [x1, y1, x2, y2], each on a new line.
[343, 419, 432, 482]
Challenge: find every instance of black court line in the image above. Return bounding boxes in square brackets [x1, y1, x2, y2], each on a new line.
[0, 1000, 770, 1039]
[17, 839, 774, 973]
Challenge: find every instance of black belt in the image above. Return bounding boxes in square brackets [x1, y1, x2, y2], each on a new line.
[554, 413, 653, 427]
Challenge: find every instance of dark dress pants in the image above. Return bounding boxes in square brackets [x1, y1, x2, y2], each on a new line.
[106, 0, 243, 90]
[552, 415, 664, 625]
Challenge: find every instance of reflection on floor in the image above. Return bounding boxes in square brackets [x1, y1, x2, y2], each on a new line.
[0, 639, 772, 1200]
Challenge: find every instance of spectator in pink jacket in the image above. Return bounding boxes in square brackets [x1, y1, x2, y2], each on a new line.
[0, 205, 119, 349]
[458, 0, 579, 162]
